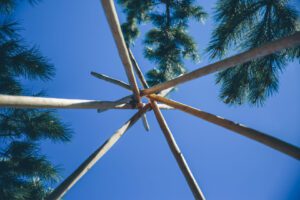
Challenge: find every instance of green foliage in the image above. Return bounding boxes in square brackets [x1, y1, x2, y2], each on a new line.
[207, 0, 299, 105]
[118, 0, 207, 86]
[0, 109, 71, 142]
[118, 0, 153, 45]
[0, 3, 72, 199]
[0, 0, 41, 13]
[0, 141, 57, 200]
[0, 21, 54, 95]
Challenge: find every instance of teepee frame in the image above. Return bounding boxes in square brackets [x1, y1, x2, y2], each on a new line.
[0, 0, 299, 199]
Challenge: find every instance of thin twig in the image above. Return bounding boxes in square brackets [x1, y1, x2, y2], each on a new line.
[91, 71, 131, 90]
[128, 48, 149, 89]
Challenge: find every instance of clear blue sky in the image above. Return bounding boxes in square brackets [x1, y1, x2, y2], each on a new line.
[15, 0, 300, 199]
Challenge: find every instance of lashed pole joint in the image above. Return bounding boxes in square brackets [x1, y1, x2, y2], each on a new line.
[127, 48, 151, 131]
[124, 22, 205, 198]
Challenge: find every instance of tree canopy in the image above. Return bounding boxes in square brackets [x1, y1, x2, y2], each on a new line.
[0, 0, 41, 13]
[207, 0, 299, 105]
[118, 0, 207, 86]
[0, 1, 72, 199]
[119, 0, 299, 105]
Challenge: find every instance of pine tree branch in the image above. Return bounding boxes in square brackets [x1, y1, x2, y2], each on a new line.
[45, 104, 152, 200]
[148, 94, 300, 160]
[165, 0, 171, 28]
[141, 32, 300, 96]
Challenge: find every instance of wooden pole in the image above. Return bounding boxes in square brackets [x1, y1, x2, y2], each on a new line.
[96, 94, 134, 113]
[0, 94, 136, 109]
[141, 114, 150, 131]
[127, 48, 151, 131]
[149, 94, 300, 160]
[101, 0, 141, 103]
[0, 94, 173, 110]
[158, 87, 174, 97]
[91, 71, 131, 90]
[96, 103, 175, 112]
[101, 0, 155, 133]
[45, 104, 151, 200]
[150, 100, 206, 200]
[128, 48, 149, 89]
[141, 32, 300, 95]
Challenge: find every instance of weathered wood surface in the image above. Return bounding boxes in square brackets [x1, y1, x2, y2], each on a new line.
[91, 71, 131, 90]
[151, 100, 206, 200]
[0, 95, 135, 109]
[128, 48, 149, 89]
[127, 48, 150, 131]
[149, 94, 300, 160]
[0, 94, 174, 110]
[101, 0, 141, 103]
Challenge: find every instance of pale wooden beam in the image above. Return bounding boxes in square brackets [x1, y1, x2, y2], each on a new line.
[127, 48, 150, 131]
[91, 71, 131, 90]
[142, 32, 300, 95]
[158, 87, 174, 97]
[101, 0, 141, 103]
[0, 94, 173, 110]
[150, 100, 206, 200]
[45, 104, 151, 200]
[0, 94, 136, 110]
[96, 102, 174, 112]
[148, 94, 300, 160]
[101, 0, 152, 133]
[96, 95, 134, 113]
[128, 47, 204, 196]
[156, 104, 174, 110]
